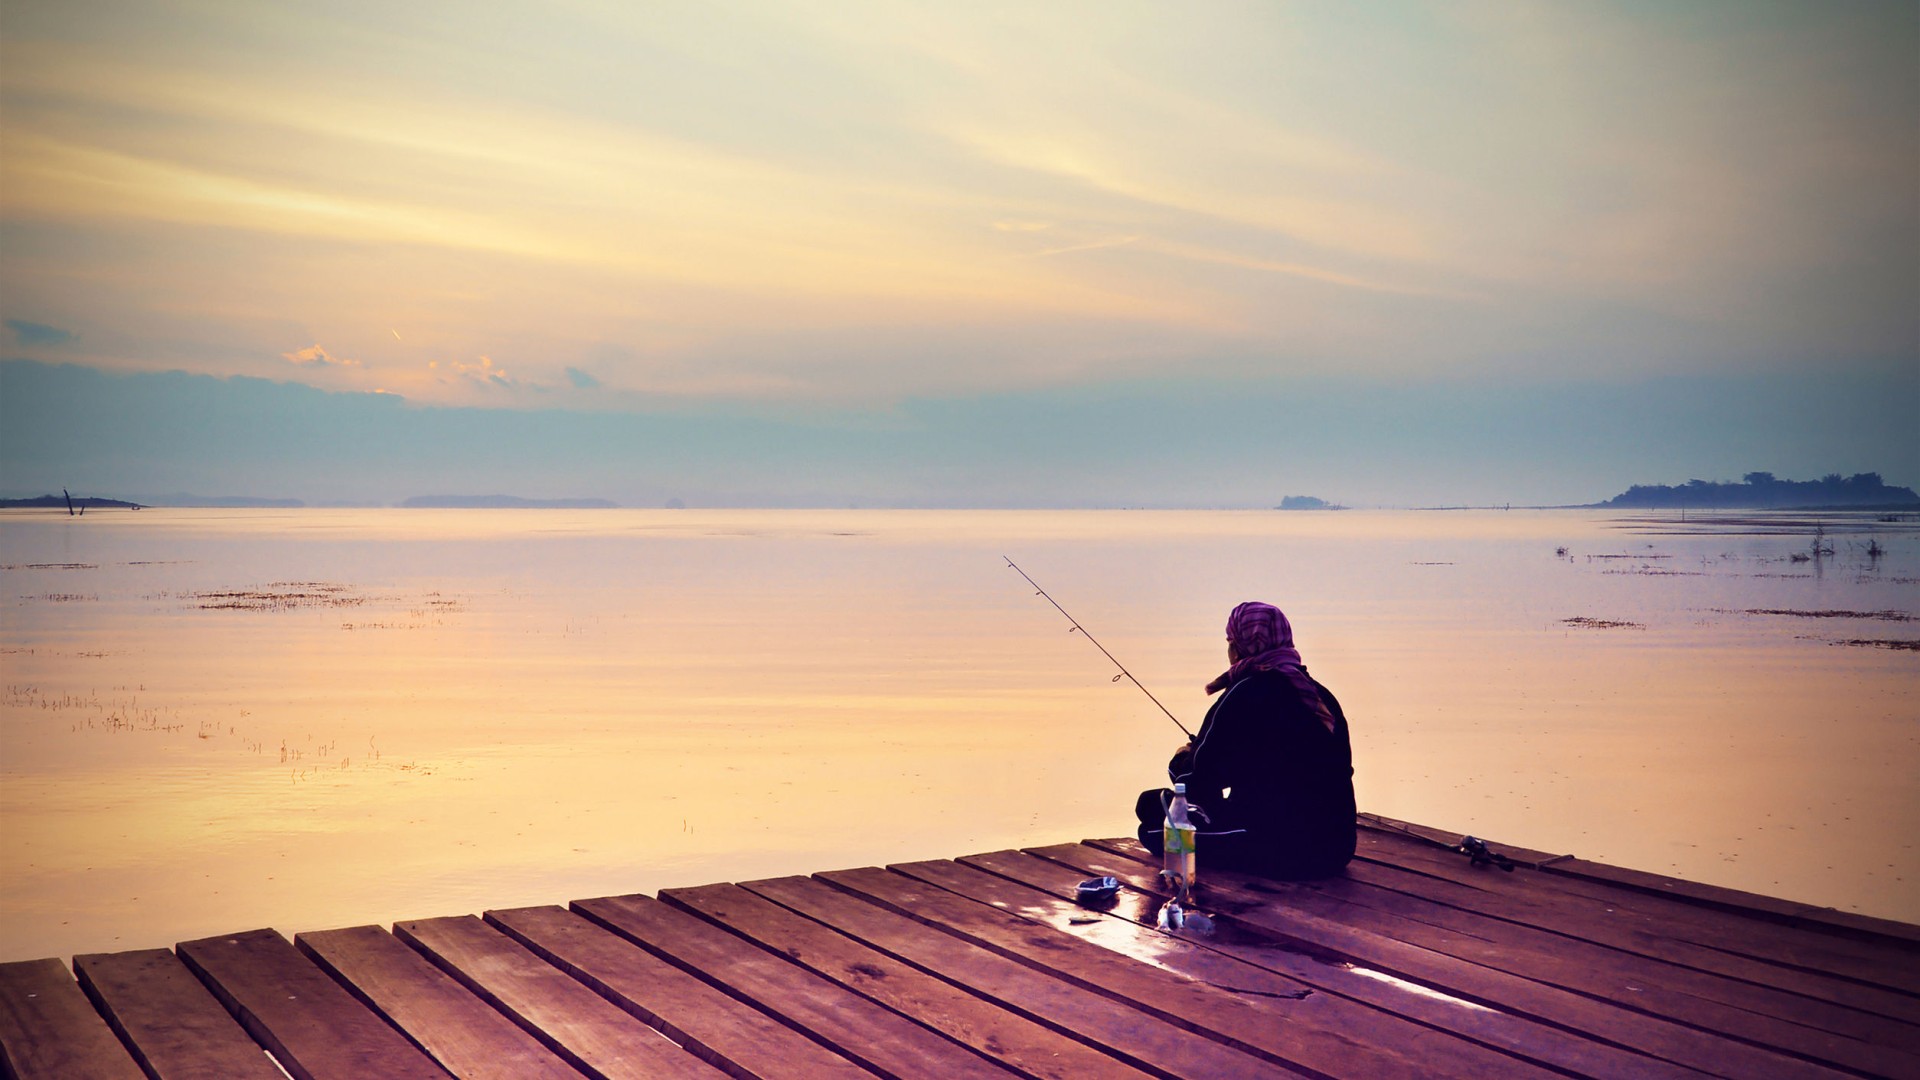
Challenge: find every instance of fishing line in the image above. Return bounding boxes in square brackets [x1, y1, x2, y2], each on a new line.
[1005, 557, 1194, 739]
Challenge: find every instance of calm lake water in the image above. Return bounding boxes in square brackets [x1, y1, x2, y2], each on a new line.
[2, 507, 1916, 961]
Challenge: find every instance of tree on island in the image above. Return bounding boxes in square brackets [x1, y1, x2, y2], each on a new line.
[1598, 472, 1917, 509]
[0, 492, 144, 511]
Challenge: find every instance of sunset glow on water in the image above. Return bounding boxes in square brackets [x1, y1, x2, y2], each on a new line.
[2, 506, 1915, 962]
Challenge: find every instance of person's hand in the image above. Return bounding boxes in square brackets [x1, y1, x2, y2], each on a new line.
[1168, 743, 1194, 777]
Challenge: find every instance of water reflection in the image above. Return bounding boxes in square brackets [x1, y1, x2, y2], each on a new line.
[1, 507, 1915, 962]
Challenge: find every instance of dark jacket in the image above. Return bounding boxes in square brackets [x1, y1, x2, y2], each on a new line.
[1172, 667, 1356, 877]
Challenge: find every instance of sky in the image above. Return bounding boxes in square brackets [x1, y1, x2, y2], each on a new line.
[2, 0, 1915, 506]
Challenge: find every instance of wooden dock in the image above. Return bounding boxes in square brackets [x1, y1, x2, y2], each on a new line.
[4, 814, 1917, 1079]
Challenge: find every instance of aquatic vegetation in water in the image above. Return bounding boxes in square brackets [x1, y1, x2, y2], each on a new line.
[190, 582, 365, 611]
[1741, 608, 1915, 622]
[1561, 617, 1644, 630]
[1832, 639, 1920, 652]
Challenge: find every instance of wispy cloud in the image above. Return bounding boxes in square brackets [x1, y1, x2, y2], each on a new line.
[1023, 236, 1140, 259]
[433, 356, 516, 389]
[0, 1, 1911, 407]
[5, 318, 73, 347]
[282, 344, 359, 368]
[565, 366, 601, 390]
[1139, 240, 1480, 300]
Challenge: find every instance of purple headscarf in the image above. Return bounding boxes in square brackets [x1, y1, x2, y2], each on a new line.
[1205, 601, 1336, 732]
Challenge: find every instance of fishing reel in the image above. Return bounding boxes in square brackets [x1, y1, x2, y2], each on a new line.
[1454, 835, 1517, 871]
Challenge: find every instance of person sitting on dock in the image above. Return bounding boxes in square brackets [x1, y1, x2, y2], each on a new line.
[1135, 601, 1357, 879]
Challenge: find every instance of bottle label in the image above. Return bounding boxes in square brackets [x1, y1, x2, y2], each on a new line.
[1164, 825, 1196, 856]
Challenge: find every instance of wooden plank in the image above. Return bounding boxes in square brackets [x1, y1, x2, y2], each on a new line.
[1076, 838, 1919, 1078]
[1336, 848, 1920, 1025]
[394, 913, 723, 1080]
[1352, 825, 1920, 996]
[659, 881, 1161, 1080]
[820, 862, 1586, 1080]
[742, 874, 1300, 1079]
[571, 892, 1013, 1079]
[1356, 814, 1920, 946]
[1321, 854, 1920, 1036]
[475, 904, 869, 1080]
[1270, 869, 1920, 1070]
[940, 850, 1706, 1080]
[895, 855, 1570, 1080]
[0, 958, 145, 1080]
[296, 925, 583, 1080]
[1548, 855, 1920, 944]
[176, 928, 450, 1080]
[72, 948, 283, 1080]
[811, 864, 1433, 1079]
[1350, 829, 1916, 971]
[1046, 841, 1852, 1080]
[1353, 816, 1570, 868]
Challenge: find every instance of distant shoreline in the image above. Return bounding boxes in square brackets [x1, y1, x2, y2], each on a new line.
[0, 494, 145, 510]
[1591, 472, 1918, 511]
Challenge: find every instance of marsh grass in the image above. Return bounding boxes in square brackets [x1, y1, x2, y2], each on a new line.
[192, 582, 365, 611]
[1834, 639, 1920, 651]
[1740, 608, 1916, 621]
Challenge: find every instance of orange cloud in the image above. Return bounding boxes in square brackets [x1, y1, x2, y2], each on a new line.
[282, 344, 360, 367]
[432, 355, 516, 389]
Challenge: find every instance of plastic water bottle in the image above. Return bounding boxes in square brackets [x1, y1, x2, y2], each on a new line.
[1163, 783, 1196, 903]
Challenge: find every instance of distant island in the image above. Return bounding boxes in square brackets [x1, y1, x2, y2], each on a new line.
[1597, 472, 1918, 510]
[0, 493, 144, 510]
[401, 495, 619, 509]
[1276, 495, 1346, 510]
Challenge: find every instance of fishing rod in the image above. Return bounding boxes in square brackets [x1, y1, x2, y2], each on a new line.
[1005, 557, 1193, 740]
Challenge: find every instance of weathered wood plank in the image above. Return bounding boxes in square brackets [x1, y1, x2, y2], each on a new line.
[1353, 825, 1920, 997]
[1079, 837, 1919, 1078]
[0, 958, 145, 1080]
[572, 892, 1013, 1079]
[1351, 817, 1569, 868]
[1337, 847, 1920, 1026]
[743, 874, 1299, 1079]
[479, 904, 870, 1080]
[660, 881, 1160, 1080]
[1544, 856, 1920, 944]
[822, 862, 1544, 1080]
[1356, 814, 1920, 946]
[12, 820, 1915, 1080]
[932, 851, 1696, 1080]
[1047, 841, 1851, 1080]
[395, 913, 723, 1080]
[1306, 857, 1920, 1044]
[895, 855, 1569, 1079]
[175, 928, 449, 1080]
[975, 846, 1713, 1080]
[296, 925, 584, 1080]
[72, 948, 283, 1080]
